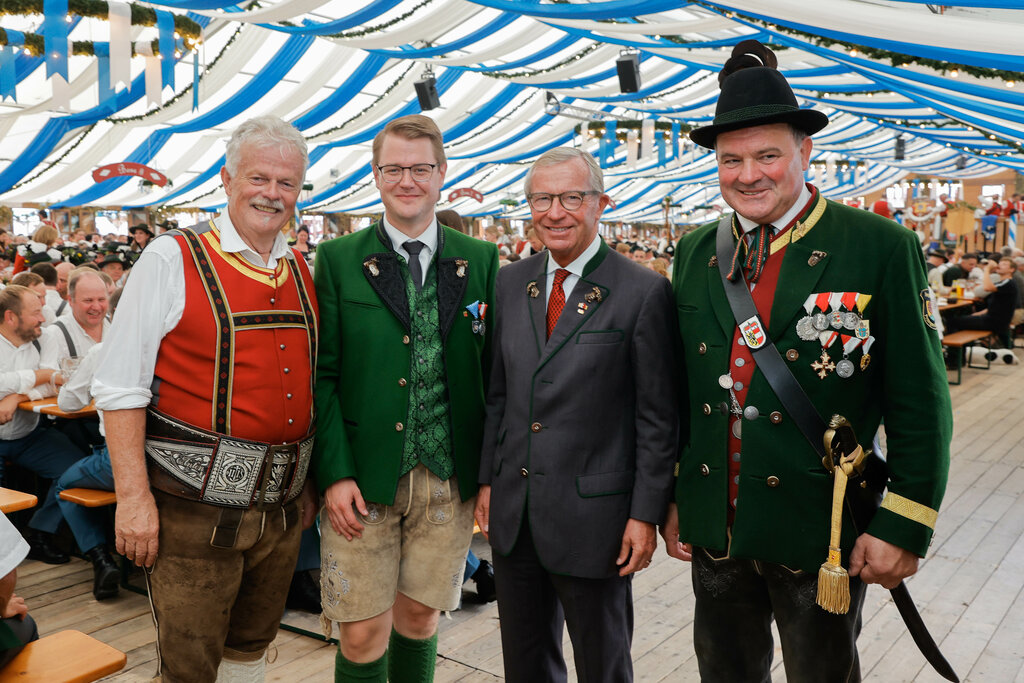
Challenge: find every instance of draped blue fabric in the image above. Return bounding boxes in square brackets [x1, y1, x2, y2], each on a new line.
[709, 2, 1024, 71]
[465, 35, 581, 73]
[0, 74, 148, 195]
[443, 84, 525, 141]
[465, 0, 686, 20]
[53, 33, 315, 207]
[261, 0, 406, 34]
[0, 30, 22, 101]
[584, 66, 698, 104]
[93, 43, 116, 114]
[368, 13, 517, 58]
[292, 54, 390, 129]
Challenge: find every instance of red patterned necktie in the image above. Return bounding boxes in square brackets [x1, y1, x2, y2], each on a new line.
[546, 268, 570, 338]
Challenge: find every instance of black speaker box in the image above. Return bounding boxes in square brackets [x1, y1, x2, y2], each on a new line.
[894, 137, 905, 161]
[616, 53, 641, 93]
[414, 77, 441, 111]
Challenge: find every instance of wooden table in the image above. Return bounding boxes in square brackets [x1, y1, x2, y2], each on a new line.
[939, 299, 975, 313]
[0, 487, 38, 513]
[17, 398, 96, 419]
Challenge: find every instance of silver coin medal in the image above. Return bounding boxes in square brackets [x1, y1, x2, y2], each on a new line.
[796, 294, 820, 341]
[828, 292, 845, 329]
[835, 334, 862, 379]
[838, 291, 862, 331]
[718, 374, 744, 438]
[811, 291, 832, 331]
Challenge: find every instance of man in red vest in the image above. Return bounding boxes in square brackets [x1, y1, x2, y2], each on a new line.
[93, 116, 318, 683]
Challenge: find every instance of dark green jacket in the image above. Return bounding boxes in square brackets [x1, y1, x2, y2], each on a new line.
[312, 222, 499, 504]
[672, 197, 952, 572]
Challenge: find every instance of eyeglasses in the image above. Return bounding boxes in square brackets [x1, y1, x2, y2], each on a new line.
[526, 191, 601, 212]
[376, 164, 437, 183]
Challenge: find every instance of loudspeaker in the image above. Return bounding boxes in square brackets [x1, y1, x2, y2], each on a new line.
[955, 155, 967, 170]
[894, 136, 905, 161]
[616, 53, 641, 93]
[414, 77, 440, 111]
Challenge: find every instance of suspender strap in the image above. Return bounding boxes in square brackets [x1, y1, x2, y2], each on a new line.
[715, 214, 830, 462]
[53, 320, 77, 358]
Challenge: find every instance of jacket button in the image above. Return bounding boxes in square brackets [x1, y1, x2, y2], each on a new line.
[395, 422, 404, 432]
[702, 403, 711, 416]
[520, 467, 528, 478]
[530, 422, 542, 433]
[698, 342, 707, 355]
[766, 476, 780, 487]
[402, 335, 410, 345]
[769, 411, 783, 424]
[398, 378, 407, 387]
[700, 464, 710, 476]
[785, 349, 799, 361]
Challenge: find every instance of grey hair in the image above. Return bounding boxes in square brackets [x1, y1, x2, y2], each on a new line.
[224, 116, 309, 178]
[524, 147, 604, 196]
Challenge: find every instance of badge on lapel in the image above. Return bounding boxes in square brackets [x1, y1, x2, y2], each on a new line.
[465, 300, 487, 335]
[364, 257, 380, 277]
[455, 259, 468, 278]
[584, 286, 603, 303]
[527, 281, 540, 298]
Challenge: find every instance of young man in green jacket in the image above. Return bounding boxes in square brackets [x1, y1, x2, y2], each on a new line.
[313, 114, 498, 682]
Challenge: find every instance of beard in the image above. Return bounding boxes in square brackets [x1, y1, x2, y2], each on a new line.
[14, 318, 41, 344]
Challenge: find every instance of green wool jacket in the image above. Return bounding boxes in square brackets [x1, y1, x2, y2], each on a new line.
[672, 195, 952, 573]
[312, 222, 499, 504]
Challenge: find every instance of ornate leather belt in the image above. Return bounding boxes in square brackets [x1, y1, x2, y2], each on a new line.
[144, 408, 313, 510]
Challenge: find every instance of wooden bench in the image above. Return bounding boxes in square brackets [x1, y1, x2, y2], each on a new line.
[0, 629, 126, 683]
[58, 488, 116, 508]
[942, 329, 994, 384]
[0, 487, 37, 514]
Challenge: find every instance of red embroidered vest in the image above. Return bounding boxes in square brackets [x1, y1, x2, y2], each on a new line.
[153, 223, 318, 444]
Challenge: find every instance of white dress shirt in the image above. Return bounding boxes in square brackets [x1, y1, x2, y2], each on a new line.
[39, 313, 108, 369]
[382, 216, 439, 287]
[92, 213, 294, 412]
[0, 333, 46, 439]
[0, 511, 29, 578]
[544, 233, 603, 306]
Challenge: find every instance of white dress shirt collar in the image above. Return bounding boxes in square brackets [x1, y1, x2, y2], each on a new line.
[545, 233, 602, 279]
[735, 184, 814, 235]
[215, 212, 293, 269]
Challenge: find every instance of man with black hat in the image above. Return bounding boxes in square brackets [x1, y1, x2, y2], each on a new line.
[663, 40, 952, 681]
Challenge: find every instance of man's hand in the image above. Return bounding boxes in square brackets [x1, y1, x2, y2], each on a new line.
[2, 594, 27, 620]
[323, 478, 367, 541]
[474, 485, 491, 540]
[617, 519, 656, 576]
[0, 394, 22, 424]
[298, 482, 318, 530]
[115, 491, 160, 568]
[659, 503, 693, 562]
[848, 533, 919, 589]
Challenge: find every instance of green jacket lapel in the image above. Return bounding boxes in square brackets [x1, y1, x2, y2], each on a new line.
[769, 237, 831, 338]
[436, 226, 470, 341]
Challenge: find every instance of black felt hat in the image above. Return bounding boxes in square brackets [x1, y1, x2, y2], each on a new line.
[130, 224, 155, 238]
[690, 40, 829, 150]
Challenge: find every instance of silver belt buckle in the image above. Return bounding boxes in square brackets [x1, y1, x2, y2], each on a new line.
[252, 443, 297, 510]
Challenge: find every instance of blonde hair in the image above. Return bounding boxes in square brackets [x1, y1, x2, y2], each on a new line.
[372, 115, 446, 166]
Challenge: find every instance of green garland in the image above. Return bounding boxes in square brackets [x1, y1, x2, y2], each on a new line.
[10, 123, 95, 191]
[308, 63, 416, 141]
[109, 26, 240, 123]
[0, 1, 202, 52]
[0, 29, 174, 57]
[491, 43, 601, 80]
[326, 0, 436, 39]
[573, 120, 692, 138]
[693, 1, 1024, 83]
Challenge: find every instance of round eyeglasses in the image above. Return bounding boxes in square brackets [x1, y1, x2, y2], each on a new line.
[376, 164, 437, 183]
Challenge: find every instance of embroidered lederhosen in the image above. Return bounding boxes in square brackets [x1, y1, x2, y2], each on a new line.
[145, 222, 318, 509]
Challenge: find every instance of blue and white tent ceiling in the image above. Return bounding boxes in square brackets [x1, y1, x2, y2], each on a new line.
[1, 0, 1023, 223]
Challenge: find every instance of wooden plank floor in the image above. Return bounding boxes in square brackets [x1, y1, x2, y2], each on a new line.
[12, 351, 1024, 682]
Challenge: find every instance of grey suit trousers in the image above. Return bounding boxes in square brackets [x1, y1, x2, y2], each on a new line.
[492, 520, 634, 683]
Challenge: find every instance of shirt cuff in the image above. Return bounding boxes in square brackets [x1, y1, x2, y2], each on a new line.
[91, 380, 153, 412]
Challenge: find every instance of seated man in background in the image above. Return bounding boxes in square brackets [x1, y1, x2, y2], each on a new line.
[29, 263, 62, 316]
[0, 510, 38, 668]
[39, 268, 109, 455]
[9, 272, 55, 325]
[947, 258, 1019, 339]
[0, 285, 79, 565]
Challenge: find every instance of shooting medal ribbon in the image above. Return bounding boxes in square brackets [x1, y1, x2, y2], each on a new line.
[860, 336, 875, 370]
[813, 292, 831, 331]
[465, 301, 487, 335]
[840, 291, 862, 330]
[828, 292, 845, 330]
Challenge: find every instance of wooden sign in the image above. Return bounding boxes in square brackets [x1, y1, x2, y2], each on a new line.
[92, 162, 168, 187]
[448, 188, 483, 203]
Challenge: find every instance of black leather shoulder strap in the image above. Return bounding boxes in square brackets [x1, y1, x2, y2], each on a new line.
[715, 214, 829, 461]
